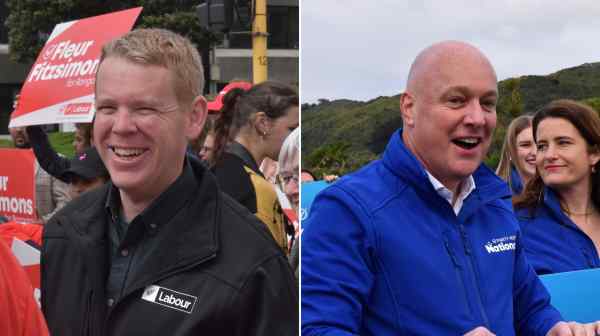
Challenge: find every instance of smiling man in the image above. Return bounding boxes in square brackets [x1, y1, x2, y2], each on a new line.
[301, 41, 599, 336]
[41, 29, 297, 336]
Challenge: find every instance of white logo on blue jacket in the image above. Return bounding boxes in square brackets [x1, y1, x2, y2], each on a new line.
[484, 235, 516, 254]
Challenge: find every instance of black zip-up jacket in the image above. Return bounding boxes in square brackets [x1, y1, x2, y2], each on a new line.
[41, 158, 298, 335]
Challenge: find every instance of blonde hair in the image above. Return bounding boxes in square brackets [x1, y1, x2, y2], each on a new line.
[99, 28, 203, 106]
[496, 115, 533, 187]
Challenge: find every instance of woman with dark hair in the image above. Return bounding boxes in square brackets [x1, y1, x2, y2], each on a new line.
[26, 123, 93, 183]
[211, 81, 299, 253]
[496, 115, 535, 195]
[301, 169, 317, 182]
[514, 99, 600, 275]
[72, 123, 92, 154]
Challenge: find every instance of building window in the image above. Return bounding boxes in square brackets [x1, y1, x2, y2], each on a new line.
[228, 5, 298, 49]
[0, 1, 8, 44]
[268, 5, 298, 49]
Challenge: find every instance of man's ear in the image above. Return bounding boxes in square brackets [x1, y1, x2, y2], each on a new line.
[253, 111, 271, 136]
[400, 92, 416, 127]
[186, 96, 208, 140]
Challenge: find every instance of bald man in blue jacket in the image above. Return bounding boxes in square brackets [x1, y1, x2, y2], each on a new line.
[301, 41, 600, 336]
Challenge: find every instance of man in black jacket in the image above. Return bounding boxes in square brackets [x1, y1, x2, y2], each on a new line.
[41, 28, 298, 335]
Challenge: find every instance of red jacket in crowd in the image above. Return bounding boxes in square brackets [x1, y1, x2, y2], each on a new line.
[0, 239, 49, 335]
[0, 221, 44, 247]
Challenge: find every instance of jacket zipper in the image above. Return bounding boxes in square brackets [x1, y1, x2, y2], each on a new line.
[84, 290, 95, 336]
[458, 224, 490, 328]
[444, 238, 472, 315]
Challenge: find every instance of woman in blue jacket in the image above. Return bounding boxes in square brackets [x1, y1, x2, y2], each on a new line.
[496, 115, 536, 195]
[515, 99, 600, 275]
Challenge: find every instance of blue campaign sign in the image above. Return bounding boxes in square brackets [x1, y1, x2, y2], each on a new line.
[300, 181, 330, 225]
[540, 268, 600, 323]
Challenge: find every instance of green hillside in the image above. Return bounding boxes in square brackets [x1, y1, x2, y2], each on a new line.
[302, 62, 600, 176]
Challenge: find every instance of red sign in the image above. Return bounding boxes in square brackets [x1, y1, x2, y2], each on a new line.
[11, 238, 41, 296]
[62, 102, 93, 115]
[9, 7, 142, 127]
[0, 149, 40, 224]
[275, 187, 299, 232]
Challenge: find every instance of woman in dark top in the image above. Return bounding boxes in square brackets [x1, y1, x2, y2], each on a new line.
[211, 81, 299, 253]
[515, 100, 600, 274]
[26, 123, 92, 183]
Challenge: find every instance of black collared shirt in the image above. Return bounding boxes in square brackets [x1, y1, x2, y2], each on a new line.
[104, 159, 197, 307]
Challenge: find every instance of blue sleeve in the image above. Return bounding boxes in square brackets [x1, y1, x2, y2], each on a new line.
[301, 186, 375, 336]
[513, 230, 563, 335]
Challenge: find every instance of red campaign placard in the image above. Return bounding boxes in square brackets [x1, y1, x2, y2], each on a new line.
[275, 186, 299, 228]
[0, 149, 40, 224]
[9, 7, 142, 127]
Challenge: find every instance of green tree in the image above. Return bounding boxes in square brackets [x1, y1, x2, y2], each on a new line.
[581, 97, 600, 113]
[5, 0, 219, 63]
[306, 142, 352, 177]
[505, 77, 523, 118]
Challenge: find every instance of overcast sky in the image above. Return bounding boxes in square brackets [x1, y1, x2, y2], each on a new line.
[300, 1, 600, 103]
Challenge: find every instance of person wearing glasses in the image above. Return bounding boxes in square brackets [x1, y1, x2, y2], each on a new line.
[197, 131, 216, 164]
[278, 128, 300, 214]
[211, 81, 299, 254]
[278, 128, 300, 275]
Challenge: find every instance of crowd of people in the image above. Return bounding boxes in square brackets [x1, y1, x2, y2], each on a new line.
[493, 101, 600, 279]
[514, 100, 600, 276]
[1, 28, 299, 335]
[302, 41, 600, 335]
[2, 27, 600, 336]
